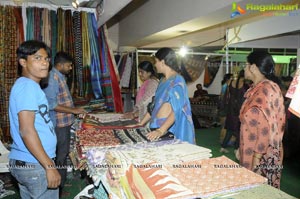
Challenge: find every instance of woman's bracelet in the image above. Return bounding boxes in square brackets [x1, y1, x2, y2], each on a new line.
[253, 153, 262, 159]
[156, 128, 164, 136]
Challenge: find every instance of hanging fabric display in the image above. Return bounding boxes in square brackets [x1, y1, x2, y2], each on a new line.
[98, 25, 123, 112]
[81, 12, 92, 98]
[120, 54, 133, 88]
[65, 10, 76, 93]
[73, 11, 84, 97]
[56, 8, 65, 51]
[0, 6, 21, 141]
[26, 7, 34, 40]
[88, 13, 102, 99]
[0, 3, 125, 141]
[204, 56, 222, 87]
[180, 55, 206, 83]
[99, 27, 114, 110]
[50, 10, 57, 62]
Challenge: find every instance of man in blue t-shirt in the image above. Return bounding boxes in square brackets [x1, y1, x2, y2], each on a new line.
[9, 40, 61, 199]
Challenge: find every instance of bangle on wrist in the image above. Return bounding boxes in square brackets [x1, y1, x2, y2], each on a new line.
[156, 128, 164, 136]
[253, 153, 262, 159]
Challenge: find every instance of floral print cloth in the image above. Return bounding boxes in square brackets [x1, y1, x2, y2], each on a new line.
[239, 80, 285, 188]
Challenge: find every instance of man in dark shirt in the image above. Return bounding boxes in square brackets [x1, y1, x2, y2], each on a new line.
[193, 84, 208, 98]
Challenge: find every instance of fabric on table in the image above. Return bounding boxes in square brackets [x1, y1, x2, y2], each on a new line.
[113, 127, 150, 144]
[86, 113, 127, 123]
[165, 156, 268, 198]
[82, 113, 138, 129]
[75, 128, 121, 147]
[124, 163, 195, 199]
[103, 142, 212, 180]
[85, 139, 183, 180]
[206, 184, 297, 199]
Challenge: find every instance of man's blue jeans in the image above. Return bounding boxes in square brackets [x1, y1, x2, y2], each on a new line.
[9, 159, 59, 199]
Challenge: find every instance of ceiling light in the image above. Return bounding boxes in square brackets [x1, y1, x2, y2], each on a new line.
[179, 46, 188, 57]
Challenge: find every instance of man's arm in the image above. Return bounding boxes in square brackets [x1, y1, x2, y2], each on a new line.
[18, 110, 61, 188]
[54, 105, 87, 115]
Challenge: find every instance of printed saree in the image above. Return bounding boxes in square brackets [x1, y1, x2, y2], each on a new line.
[150, 75, 195, 144]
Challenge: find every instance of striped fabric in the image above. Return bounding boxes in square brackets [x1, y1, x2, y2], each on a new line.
[99, 26, 114, 110]
[26, 7, 34, 40]
[56, 8, 65, 51]
[50, 10, 57, 62]
[0, 5, 120, 140]
[0, 6, 20, 141]
[65, 9, 76, 94]
[73, 11, 84, 97]
[81, 12, 92, 98]
[102, 25, 123, 112]
[88, 13, 102, 99]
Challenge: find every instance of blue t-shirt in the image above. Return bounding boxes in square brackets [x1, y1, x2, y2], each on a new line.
[9, 77, 57, 163]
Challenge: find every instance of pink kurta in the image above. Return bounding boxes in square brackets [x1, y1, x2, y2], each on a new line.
[134, 78, 158, 121]
[239, 79, 285, 188]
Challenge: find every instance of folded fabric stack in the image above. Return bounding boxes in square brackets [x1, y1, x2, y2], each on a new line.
[121, 164, 195, 199]
[164, 156, 267, 198]
[72, 126, 151, 170]
[82, 113, 137, 129]
[205, 184, 297, 199]
[105, 142, 212, 169]
[76, 128, 121, 148]
[121, 156, 267, 199]
[85, 141, 212, 198]
[85, 139, 183, 180]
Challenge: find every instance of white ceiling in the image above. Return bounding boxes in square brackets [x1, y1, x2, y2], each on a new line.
[115, 0, 300, 52]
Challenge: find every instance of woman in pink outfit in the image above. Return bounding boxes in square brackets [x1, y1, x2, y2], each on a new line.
[239, 51, 285, 188]
[124, 61, 158, 122]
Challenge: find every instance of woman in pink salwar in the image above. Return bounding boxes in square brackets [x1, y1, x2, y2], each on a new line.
[124, 61, 158, 122]
[239, 51, 285, 188]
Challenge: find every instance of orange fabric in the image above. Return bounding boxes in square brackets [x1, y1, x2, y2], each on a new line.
[203, 63, 211, 86]
[239, 79, 285, 188]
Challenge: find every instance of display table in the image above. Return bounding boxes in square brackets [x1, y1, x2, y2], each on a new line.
[206, 184, 297, 199]
[85, 140, 212, 199]
[70, 113, 295, 199]
[190, 95, 219, 128]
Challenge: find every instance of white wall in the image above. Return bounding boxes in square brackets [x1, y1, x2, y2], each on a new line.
[107, 23, 119, 51]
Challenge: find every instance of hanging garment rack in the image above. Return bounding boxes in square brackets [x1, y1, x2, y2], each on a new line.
[136, 49, 231, 71]
[0, 1, 96, 13]
[0, 0, 96, 45]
